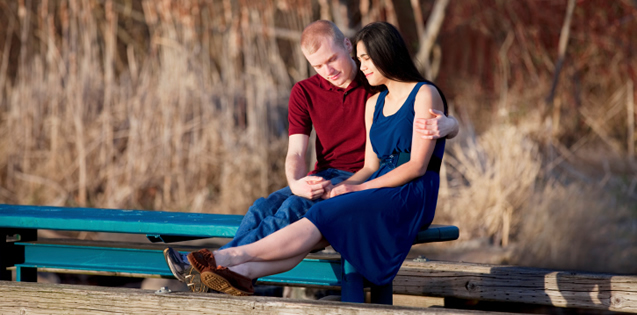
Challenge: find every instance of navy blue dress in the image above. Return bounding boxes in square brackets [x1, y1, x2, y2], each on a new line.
[304, 82, 447, 286]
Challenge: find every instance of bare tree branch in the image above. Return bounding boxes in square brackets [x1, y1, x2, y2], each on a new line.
[331, 0, 357, 38]
[410, 0, 425, 40]
[415, 0, 450, 80]
[628, 80, 635, 161]
[546, 0, 576, 106]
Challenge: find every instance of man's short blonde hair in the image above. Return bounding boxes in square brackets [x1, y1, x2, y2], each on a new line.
[300, 20, 346, 55]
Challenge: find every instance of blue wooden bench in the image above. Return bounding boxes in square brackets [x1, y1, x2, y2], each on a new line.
[0, 204, 459, 304]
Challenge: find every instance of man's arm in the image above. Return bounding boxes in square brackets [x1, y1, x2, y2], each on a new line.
[414, 109, 459, 139]
[286, 134, 330, 200]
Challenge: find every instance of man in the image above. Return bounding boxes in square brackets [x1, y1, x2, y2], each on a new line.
[164, 20, 459, 292]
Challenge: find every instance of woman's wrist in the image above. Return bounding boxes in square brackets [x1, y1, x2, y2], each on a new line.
[357, 182, 370, 191]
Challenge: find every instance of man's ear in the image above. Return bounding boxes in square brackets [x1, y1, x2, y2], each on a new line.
[344, 38, 353, 54]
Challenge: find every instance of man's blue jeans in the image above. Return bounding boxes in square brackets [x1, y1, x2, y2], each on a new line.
[220, 168, 353, 249]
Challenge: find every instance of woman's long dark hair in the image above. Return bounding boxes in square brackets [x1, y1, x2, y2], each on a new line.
[354, 22, 427, 84]
[353, 22, 446, 110]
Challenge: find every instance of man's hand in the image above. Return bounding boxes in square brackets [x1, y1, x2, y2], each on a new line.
[290, 176, 332, 200]
[414, 109, 458, 139]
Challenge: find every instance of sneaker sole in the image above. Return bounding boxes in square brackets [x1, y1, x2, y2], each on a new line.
[184, 265, 209, 293]
[200, 271, 251, 296]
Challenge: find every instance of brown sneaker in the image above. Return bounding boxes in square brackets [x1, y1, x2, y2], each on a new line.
[187, 249, 216, 273]
[201, 266, 254, 296]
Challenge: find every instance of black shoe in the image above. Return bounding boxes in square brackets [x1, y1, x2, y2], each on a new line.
[163, 247, 209, 293]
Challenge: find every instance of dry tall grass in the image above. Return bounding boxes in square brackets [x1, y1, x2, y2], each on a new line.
[434, 108, 636, 272]
[439, 122, 542, 247]
[0, 0, 635, 272]
[0, 0, 313, 213]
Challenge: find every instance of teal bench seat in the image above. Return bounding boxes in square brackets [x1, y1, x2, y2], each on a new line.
[0, 204, 459, 304]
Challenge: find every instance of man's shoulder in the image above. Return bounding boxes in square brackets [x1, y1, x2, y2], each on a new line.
[290, 75, 326, 104]
[293, 74, 323, 90]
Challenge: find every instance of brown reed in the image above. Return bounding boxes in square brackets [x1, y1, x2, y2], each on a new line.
[0, 0, 311, 214]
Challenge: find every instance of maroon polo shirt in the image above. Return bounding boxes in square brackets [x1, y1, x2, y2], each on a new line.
[288, 71, 372, 174]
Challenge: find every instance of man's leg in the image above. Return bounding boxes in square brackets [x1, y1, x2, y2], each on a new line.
[222, 194, 317, 248]
[220, 186, 292, 249]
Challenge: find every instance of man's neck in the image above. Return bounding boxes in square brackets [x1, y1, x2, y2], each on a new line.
[336, 58, 358, 89]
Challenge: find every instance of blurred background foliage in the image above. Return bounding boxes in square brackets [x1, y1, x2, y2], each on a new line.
[0, 0, 636, 273]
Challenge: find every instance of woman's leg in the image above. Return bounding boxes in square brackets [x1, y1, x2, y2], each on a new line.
[215, 218, 325, 267]
[228, 253, 307, 279]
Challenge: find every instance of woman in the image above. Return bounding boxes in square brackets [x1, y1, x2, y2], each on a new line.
[184, 21, 448, 295]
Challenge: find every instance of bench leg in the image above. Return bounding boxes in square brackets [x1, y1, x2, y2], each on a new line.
[341, 259, 365, 303]
[0, 229, 11, 280]
[1, 228, 37, 281]
[16, 266, 37, 282]
[370, 283, 393, 305]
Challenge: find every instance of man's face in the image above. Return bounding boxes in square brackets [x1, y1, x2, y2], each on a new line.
[303, 37, 355, 89]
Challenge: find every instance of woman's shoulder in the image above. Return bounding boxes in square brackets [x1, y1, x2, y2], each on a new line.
[365, 92, 380, 112]
[415, 81, 444, 97]
[414, 82, 444, 111]
[415, 82, 443, 98]
[366, 92, 381, 104]
[364, 92, 384, 119]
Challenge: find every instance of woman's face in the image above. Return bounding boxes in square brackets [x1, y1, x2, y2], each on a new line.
[356, 41, 385, 86]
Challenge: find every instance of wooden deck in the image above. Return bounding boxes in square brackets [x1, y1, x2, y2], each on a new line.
[393, 260, 637, 313]
[3, 260, 637, 313]
[0, 281, 511, 315]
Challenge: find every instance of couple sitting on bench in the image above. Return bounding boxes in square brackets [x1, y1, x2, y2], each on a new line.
[164, 20, 459, 296]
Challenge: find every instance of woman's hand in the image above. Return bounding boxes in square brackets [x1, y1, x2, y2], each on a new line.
[328, 183, 362, 198]
[320, 182, 334, 199]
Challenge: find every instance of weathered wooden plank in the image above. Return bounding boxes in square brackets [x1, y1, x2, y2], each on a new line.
[0, 281, 505, 315]
[393, 261, 637, 313]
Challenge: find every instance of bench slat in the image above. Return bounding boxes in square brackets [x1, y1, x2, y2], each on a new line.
[1, 204, 459, 243]
[15, 241, 342, 287]
[0, 204, 243, 238]
[414, 224, 459, 244]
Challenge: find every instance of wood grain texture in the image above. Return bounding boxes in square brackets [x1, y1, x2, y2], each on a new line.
[0, 281, 501, 315]
[393, 261, 637, 313]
